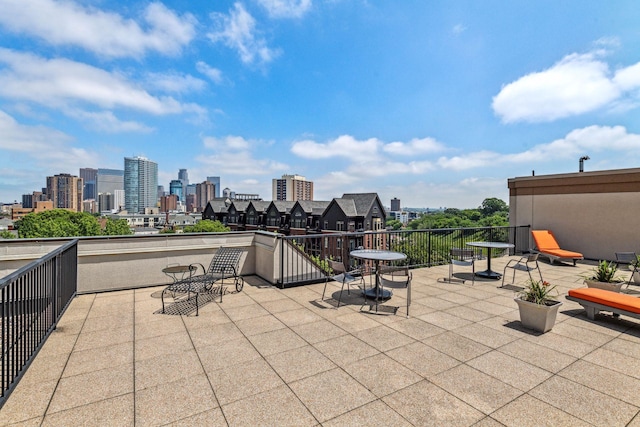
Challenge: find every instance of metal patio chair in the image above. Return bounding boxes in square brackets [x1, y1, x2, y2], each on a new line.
[322, 259, 366, 308]
[448, 248, 476, 285]
[615, 252, 640, 289]
[501, 253, 543, 287]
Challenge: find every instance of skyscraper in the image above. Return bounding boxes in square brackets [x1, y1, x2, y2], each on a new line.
[207, 176, 221, 198]
[178, 168, 188, 197]
[391, 197, 401, 212]
[124, 156, 158, 214]
[272, 174, 313, 201]
[196, 181, 216, 211]
[169, 180, 183, 201]
[79, 168, 97, 200]
[97, 169, 124, 212]
[46, 173, 83, 211]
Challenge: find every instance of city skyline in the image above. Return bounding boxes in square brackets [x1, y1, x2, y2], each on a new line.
[1, 1, 639, 208]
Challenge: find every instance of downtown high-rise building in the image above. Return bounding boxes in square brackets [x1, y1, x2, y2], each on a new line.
[124, 156, 158, 214]
[46, 173, 83, 212]
[272, 174, 313, 201]
[206, 176, 221, 198]
[79, 168, 98, 200]
[195, 181, 216, 212]
[97, 169, 124, 212]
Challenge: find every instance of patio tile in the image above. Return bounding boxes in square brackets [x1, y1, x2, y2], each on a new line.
[382, 380, 484, 426]
[0, 379, 58, 425]
[469, 299, 517, 315]
[135, 374, 217, 426]
[274, 307, 324, 327]
[135, 349, 204, 391]
[222, 384, 316, 426]
[135, 330, 194, 361]
[73, 325, 133, 352]
[48, 363, 134, 414]
[417, 311, 473, 330]
[498, 339, 577, 373]
[386, 341, 460, 378]
[197, 336, 262, 372]
[265, 344, 336, 382]
[354, 324, 416, 352]
[221, 302, 270, 322]
[551, 320, 617, 346]
[466, 350, 553, 391]
[41, 394, 134, 427]
[207, 357, 285, 405]
[420, 296, 460, 310]
[331, 310, 382, 333]
[431, 364, 522, 414]
[134, 316, 185, 340]
[63, 341, 133, 378]
[290, 318, 348, 344]
[289, 368, 376, 423]
[490, 394, 590, 427]
[18, 351, 68, 386]
[259, 297, 304, 313]
[453, 323, 518, 348]
[234, 313, 287, 336]
[445, 305, 494, 322]
[423, 330, 492, 362]
[314, 334, 379, 366]
[168, 408, 227, 426]
[343, 353, 422, 397]
[582, 347, 640, 380]
[559, 359, 640, 406]
[530, 375, 638, 426]
[603, 336, 640, 358]
[523, 331, 597, 358]
[386, 317, 446, 340]
[323, 399, 412, 426]
[248, 327, 308, 356]
[188, 321, 245, 349]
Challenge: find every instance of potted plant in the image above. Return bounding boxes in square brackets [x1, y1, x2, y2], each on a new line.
[584, 260, 625, 292]
[515, 279, 562, 333]
[630, 255, 640, 284]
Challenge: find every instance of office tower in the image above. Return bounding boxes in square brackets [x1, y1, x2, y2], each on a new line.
[46, 173, 83, 211]
[97, 169, 124, 212]
[272, 174, 314, 201]
[186, 184, 196, 196]
[22, 193, 33, 209]
[79, 168, 98, 200]
[196, 181, 216, 211]
[157, 185, 165, 199]
[160, 194, 178, 212]
[178, 168, 188, 196]
[391, 197, 401, 212]
[124, 156, 158, 214]
[207, 176, 221, 198]
[169, 180, 183, 201]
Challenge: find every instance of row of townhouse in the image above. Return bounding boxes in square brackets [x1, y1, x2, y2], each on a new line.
[202, 193, 388, 262]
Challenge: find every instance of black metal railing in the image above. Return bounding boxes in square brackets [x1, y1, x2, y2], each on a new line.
[276, 225, 530, 287]
[0, 239, 78, 407]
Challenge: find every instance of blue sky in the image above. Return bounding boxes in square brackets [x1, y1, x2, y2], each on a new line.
[1, 1, 639, 208]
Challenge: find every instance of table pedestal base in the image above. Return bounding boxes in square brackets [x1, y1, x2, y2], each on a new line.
[475, 270, 502, 280]
[364, 287, 392, 300]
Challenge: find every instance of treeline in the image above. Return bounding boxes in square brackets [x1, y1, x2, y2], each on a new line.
[4, 209, 132, 238]
[406, 197, 509, 230]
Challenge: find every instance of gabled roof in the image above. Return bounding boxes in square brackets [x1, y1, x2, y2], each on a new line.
[295, 200, 330, 215]
[229, 201, 250, 212]
[270, 201, 297, 214]
[333, 198, 358, 217]
[248, 201, 271, 213]
[205, 199, 229, 213]
[341, 193, 381, 216]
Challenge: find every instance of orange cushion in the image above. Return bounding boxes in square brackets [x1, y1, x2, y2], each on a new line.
[540, 248, 583, 259]
[531, 230, 560, 250]
[568, 288, 640, 314]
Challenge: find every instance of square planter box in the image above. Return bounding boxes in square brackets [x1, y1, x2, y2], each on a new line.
[515, 297, 562, 333]
[584, 279, 623, 293]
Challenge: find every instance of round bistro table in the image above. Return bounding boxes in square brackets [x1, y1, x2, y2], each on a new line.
[350, 249, 407, 299]
[466, 241, 515, 279]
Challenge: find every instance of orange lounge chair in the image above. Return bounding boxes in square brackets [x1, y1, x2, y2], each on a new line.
[567, 287, 640, 321]
[531, 230, 583, 266]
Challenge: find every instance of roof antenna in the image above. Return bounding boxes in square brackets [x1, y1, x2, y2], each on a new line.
[579, 156, 590, 172]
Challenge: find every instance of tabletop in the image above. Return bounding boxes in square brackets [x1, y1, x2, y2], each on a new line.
[350, 249, 407, 262]
[162, 265, 197, 274]
[466, 241, 515, 249]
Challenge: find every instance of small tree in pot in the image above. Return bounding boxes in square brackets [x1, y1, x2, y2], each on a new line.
[515, 279, 562, 333]
[584, 260, 624, 293]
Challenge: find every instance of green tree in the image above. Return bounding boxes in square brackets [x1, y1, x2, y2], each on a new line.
[102, 218, 133, 236]
[480, 198, 508, 216]
[386, 219, 403, 230]
[183, 219, 230, 233]
[16, 209, 101, 238]
[0, 230, 16, 239]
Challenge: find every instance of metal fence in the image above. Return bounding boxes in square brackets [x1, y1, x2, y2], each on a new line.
[276, 225, 530, 288]
[0, 239, 78, 407]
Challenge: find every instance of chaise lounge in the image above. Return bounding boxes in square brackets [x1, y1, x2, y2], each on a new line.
[531, 230, 583, 266]
[566, 287, 640, 321]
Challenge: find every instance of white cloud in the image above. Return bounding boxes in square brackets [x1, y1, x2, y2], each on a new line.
[0, 48, 205, 116]
[452, 24, 466, 35]
[196, 61, 223, 84]
[198, 135, 288, 176]
[0, 0, 196, 58]
[291, 135, 381, 160]
[256, 0, 312, 19]
[145, 71, 206, 94]
[66, 109, 154, 133]
[493, 53, 620, 123]
[383, 137, 445, 155]
[208, 2, 281, 65]
[614, 62, 640, 91]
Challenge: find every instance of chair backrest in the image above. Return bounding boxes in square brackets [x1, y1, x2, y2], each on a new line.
[327, 259, 346, 275]
[207, 247, 244, 274]
[525, 253, 539, 262]
[531, 230, 560, 251]
[615, 252, 638, 264]
[450, 248, 474, 260]
[379, 266, 411, 288]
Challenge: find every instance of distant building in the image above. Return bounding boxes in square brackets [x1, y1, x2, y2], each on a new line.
[46, 173, 83, 212]
[79, 168, 98, 200]
[97, 169, 124, 212]
[11, 200, 54, 221]
[169, 180, 183, 201]
[206, 176, 221, 198]
[124, 157, 158, 214]
[272, 174, 313, 201]
[195, 181, 216, 212]
[178, 168, 189, 194]
[160, 194, 178, 213]
[390, 197, 401, 212]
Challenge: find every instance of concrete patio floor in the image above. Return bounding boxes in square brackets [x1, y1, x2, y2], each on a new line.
[2, 256, 640, 426]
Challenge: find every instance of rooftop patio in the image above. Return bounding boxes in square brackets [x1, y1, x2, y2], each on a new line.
[2, 257, 640, 426]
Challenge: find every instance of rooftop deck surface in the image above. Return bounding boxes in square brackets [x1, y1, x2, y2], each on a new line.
[2, 257, 640, 426]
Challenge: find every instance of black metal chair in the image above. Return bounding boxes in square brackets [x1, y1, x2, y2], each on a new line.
[615, 252, 640, 289]
[322, 259, 365, 308]
[162, 247, 245, 315]
[377, 265, 412, 317]
[501, 253, 543, 287]
[448, 248, 476, 285]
